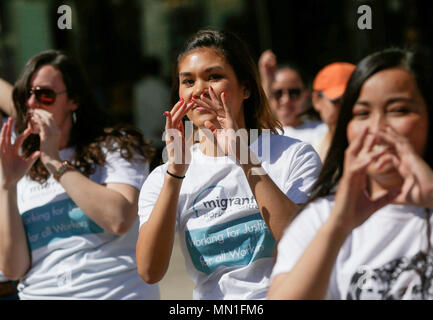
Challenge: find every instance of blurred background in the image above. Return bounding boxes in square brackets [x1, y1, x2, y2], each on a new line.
[0, 0, 432, 299]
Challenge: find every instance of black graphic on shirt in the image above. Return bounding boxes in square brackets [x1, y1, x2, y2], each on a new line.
[346, 252, 433, 299]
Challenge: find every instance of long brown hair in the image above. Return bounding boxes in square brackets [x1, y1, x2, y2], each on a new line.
[171, 29, 281, 134]
[13, 50, 154, 183]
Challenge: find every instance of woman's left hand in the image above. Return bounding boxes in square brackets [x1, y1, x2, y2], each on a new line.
[193, 87, 248, 161]
[378, 126, 433, 208]
[28, 108, 62, 168]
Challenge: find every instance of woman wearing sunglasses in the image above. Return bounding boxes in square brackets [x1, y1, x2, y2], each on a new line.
[0, 50, 159, 299]
[258, 50, 327, 146]
[268, 48, 433, 300]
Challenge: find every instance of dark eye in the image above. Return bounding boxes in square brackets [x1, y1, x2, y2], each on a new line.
[181, 79, 194, 86]
[209, 74, 223, 81]
[352, 109, 369, 118]
[389, 107, 409, 115]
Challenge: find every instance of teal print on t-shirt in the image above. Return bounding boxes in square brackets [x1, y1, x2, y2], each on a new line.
[185, 213, 275, 275]
[21, 198, 104, 251]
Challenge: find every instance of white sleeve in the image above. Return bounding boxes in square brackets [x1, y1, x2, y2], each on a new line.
[271, 197, 340, 299]
[138, 164, 167, 228]
[99, 150, 149, 190]
[285, 142, 322, 204]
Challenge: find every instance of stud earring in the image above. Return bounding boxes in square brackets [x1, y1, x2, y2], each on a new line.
[72, 111, 77, 124]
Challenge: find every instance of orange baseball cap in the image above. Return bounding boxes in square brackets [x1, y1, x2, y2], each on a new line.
[313, 62, 356, 100]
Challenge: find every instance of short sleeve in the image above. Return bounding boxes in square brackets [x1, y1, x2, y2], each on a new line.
[250, 134, 321, 205]
[138, 164, 167, 228]
[97, 150, 149, 190]
[284, 142, 322, 204]
[271, 197, 337, 298]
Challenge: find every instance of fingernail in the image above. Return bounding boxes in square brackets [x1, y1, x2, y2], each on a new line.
[223, 92, 226, 97]
[164, 112, 169, 117]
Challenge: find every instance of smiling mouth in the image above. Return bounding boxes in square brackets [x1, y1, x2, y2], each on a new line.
[372, 144, 390, 152]
[192, 105, 211, 112]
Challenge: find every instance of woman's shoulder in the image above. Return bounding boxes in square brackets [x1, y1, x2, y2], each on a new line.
[303, 195, 335, 214]
[251, 132, 320, 167]
[251, 132, 314, 154]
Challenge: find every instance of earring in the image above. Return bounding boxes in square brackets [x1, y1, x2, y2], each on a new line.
[72, 111, 77, 124]
[243, 88, 250, 98]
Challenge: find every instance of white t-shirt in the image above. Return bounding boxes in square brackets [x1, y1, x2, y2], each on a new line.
[272, 196, 433, 300]
[281, 121, 328, 147]
[139, 133, 321, 300]
[16, 146, 160, 300]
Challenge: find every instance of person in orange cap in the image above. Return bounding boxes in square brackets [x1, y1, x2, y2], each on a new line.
[311, 62, 356, 161]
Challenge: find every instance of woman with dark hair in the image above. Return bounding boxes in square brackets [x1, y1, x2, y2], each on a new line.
[0, 50, 159, 299]
[268, 47, 433, 300]
[136, 29, 321, 300]
[258, 50, 327, 145]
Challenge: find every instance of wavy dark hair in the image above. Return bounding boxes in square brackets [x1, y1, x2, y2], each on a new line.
[13, 50, 155, 183]
[170, 29, 281, 134]
[306, 47, 433, 204]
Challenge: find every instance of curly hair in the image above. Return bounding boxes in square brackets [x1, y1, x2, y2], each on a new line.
[13, 50, 154, 183]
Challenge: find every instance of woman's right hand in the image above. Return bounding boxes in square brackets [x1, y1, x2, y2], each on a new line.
[164, 98, 194, 177]
[258, 50, 276, 97]
[0, 118, 40, 189]
[329, 128, 399, 234]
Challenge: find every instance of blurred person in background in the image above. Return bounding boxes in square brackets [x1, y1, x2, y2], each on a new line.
[0, 50, 158, 300]
[258, 50, 327, 145]
[311, 62, 355, 161]
[133, 56, 170, 153]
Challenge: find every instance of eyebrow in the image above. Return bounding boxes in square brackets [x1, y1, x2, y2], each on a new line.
[179, 65, 224, 77]
[355, 97, 416, 106]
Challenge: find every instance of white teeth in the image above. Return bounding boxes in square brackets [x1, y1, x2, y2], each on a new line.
[372, 144, 388, 152]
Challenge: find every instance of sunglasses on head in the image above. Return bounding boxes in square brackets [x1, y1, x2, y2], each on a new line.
[28, 87, 67, 105]
[272, 88, 302, 100]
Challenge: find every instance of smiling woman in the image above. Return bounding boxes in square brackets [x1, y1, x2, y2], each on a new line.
[268, 47, 433, 300]
[0, 50, 158, 300]
[136, 29, 322, 300]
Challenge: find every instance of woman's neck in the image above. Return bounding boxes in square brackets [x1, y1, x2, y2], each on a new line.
[197, 125, 248, 157]
[198, 128, 226, 157]
[367, 173, 404, 201]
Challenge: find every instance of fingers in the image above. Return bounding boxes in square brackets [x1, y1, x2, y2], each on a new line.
[164, 111, 173, 143]
[372, 188, 400, 210]
[170, 98, 184, 115]
[0, 117, 11, 150]
[369, 152, 397, 172]
[26, 150, 41, 165]
[193, 97, 218, 115]
[31, 108, 55, 126]
[220, 91, 230, 115]
[172, 100, 194, 126]
[13, 126, 33, 152]
[208, 86, 218, 101]
[203, 120, 217, 133]
[170, 98, 185, 121]
[348, 127, 369, 156]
